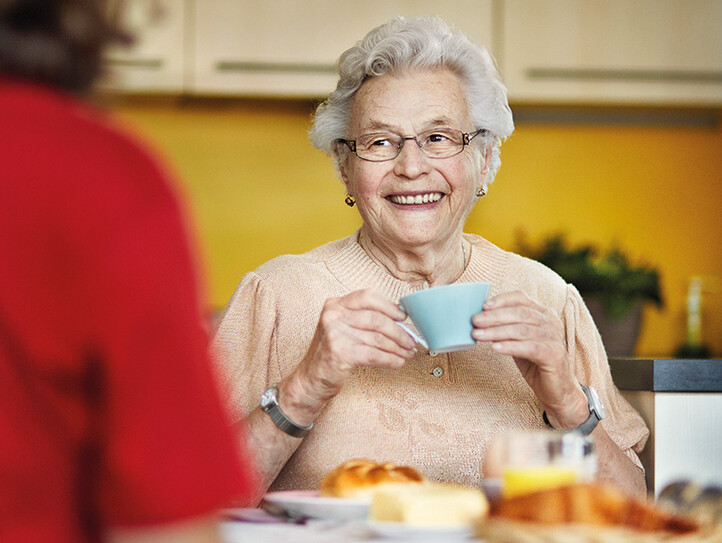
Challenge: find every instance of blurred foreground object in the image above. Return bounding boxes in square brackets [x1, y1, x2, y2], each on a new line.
[0, 1, 257, 542]
[490, 483, 697, 532]
[319, 459, 425, 499]
[658, 481, 722, 528]
[370, 483, 489, 528]
[484, 431, 597, 499]
[477, 483, 722, 542]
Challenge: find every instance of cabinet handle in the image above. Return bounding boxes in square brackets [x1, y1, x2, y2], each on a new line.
[215, 61, 335, 75]
[105, 58, 165, 70]
[526, 68, 722, 83]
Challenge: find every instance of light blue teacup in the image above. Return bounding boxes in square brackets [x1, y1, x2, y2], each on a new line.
[399, 282, 491, 356]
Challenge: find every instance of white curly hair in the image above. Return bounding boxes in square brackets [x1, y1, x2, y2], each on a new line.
[309, 15, 514, 184]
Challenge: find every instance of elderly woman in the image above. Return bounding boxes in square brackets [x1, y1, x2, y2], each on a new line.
[214, 16, 649, 499]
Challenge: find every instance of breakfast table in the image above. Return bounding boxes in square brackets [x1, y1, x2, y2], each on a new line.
[221, 513, 464, 543]
[221, 518, 380, 542]
[217, 477, 722, 543]
[220, 510, 465, 542]
[218, 479, 502, 542]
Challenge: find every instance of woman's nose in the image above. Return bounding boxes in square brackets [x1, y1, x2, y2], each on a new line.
[393, 138, 430, 178]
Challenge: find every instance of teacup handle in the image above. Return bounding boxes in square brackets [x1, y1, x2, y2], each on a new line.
[397, 322, 429, 350]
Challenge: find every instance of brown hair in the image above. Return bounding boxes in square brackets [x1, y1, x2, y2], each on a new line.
[0, 0, 131, 93]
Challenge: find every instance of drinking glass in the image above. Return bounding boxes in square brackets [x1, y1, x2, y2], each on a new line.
[495, 430, 596, 499]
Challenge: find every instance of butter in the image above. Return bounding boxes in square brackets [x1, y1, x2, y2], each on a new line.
[370, 483, 488, 527]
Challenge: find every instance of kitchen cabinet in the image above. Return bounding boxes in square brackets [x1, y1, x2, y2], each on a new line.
[191, 0, 494, 98]
[500, 0, 722, 105]
[102, 1, 722, 106]
[100, 0, 187, 92]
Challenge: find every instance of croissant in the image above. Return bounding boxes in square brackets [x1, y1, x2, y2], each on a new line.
[491, 483, 699, 534]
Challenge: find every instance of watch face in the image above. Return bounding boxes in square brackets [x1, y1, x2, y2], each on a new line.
[260, 387, 276, 410]
[589, 387, 605, 419]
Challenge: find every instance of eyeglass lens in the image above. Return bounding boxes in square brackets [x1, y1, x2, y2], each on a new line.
[355, 129, 467, 161]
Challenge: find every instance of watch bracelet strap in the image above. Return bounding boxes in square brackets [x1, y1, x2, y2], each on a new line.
[261, 384, 314, 438]
[542, 408, 600, 436]
[266, 403, 313, 438]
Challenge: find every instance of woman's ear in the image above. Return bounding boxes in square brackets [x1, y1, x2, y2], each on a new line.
[339, 161, 353, 193]
[482, 146, 492, 176]
[334, 143, 352, 188]
[339, 164, 349, 186]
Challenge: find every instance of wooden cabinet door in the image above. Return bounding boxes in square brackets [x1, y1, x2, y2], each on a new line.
[500, 0, 722, 105]
[101, 0, 187, 93]
[191, 0, 494, 98]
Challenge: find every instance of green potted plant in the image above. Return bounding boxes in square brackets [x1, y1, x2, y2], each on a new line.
[517, 232, 663, 357]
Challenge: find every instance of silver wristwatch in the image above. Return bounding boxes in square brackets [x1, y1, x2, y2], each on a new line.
[543, 384, 605, 436]
[260, 385, 313, 438]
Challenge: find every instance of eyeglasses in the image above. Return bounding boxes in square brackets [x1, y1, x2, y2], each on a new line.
[338, 128, 486, 162]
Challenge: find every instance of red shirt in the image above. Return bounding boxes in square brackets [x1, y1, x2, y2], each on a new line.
[0, 80, 257, 541]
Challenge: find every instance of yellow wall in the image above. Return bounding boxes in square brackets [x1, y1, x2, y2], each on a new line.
[112, 99, 722, 357]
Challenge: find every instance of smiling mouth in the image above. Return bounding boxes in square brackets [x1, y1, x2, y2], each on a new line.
[387, 192, 443, 205]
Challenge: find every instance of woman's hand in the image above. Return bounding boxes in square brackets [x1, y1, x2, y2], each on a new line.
[471, 291, 588, 429]
[284, 289, 417, 421]
[243, 289, 415, 497]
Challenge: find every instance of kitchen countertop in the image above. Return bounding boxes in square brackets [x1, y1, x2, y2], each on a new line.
[609, 358, 722, 392]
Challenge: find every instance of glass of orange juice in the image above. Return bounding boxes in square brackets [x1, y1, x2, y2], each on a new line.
[496, 430, 596, 499]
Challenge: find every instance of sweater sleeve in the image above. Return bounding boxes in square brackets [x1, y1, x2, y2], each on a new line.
[88, 152, 259, 524]
[563, 284, 650, 469]
[212, 272, 278, 423]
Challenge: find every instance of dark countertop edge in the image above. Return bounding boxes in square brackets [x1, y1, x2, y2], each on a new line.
[609, 358, 722, 392]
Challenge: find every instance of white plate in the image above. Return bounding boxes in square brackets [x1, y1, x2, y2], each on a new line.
[262, 490, 370, 521]
[367, 521, 474, 540]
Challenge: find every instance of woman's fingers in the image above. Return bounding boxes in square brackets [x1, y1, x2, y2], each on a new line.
[316, 290, 417, 364]
[321, 314, 416, 361]
[473, 319, 562, 343]
[471, 290, 569, 383]
[321, 293, 416, 350]
[335, 288, 407, 321]
[483, 290, 542, 311]
[295, 289, 417, 410]
[487, 337, 565, 365]
[473, 295, 563, 345]
[479, 292, 551, 325]
[471, 291, 584, 424]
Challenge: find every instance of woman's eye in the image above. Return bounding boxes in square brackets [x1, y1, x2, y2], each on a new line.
[426, 132, 450, 143]
[369, 137, 393, 147]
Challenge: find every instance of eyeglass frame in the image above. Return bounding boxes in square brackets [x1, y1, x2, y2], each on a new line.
[337, 128, 488, 162]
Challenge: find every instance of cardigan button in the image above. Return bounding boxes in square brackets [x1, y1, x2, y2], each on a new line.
[432, 366, 444, 378]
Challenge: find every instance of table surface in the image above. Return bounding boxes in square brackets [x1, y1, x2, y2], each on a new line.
[221, 514, 469, 542]
[609, 358, 722, 392]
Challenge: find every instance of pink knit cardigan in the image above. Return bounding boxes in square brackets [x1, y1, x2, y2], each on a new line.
[212, 232, 649, 491]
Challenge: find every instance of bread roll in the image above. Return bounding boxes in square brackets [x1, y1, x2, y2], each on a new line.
[371, 483, 489, 527]
[319, 459, 425, 499]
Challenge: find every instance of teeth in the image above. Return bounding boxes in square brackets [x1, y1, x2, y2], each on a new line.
[389, 192, 442, 205]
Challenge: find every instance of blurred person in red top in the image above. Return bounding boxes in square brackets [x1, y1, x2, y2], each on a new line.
[0, 1, 258, 541]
